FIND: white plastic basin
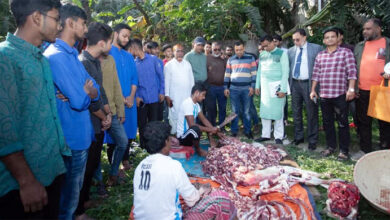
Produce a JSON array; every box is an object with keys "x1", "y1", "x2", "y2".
[{"x1": 354, "y1": 150, "x2": 390, "y2": 215}]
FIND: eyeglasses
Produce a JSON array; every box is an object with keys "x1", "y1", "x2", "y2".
[
  {"x1": 293, "y1": 38, "x2": 301, "y2": 42},
  {"x1": 213, "y1": 48, "x2": 221, "y2": 51},
  {"x1": 42, "y1": 13, "x2": 60, "y2": 23}
]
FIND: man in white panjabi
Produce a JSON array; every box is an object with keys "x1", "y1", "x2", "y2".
[{"x1": 165, "y1": 44, "x2": 195, "y2": 134}]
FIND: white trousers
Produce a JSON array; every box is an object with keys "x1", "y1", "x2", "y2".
[
  {"x1": 169, "y1": 116, "x2": 177, "y2": 135},
  {"x1": 261, "y1": 118, "x2": 284, "y2": 140}
]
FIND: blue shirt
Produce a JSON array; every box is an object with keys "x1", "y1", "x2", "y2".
[
  {"x1": 109, "y1": 46, "x2": 138, "y2": 97},
  {"x1": 44, "y1": 39, "x2": 100, "y2": 150},
  {"x1": 135, "y1": 53, "x2": 165, "y2": 104}
]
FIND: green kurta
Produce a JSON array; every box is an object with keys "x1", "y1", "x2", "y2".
[{"x1": 256, "y1": 47, "x2": 289, "y2": 120}]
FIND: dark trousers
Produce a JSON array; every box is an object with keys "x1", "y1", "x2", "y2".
[
  {"x1": 284, "y1": 98, "x2": 288, "y2": 121},
  {"x1": 250, "y1": 96, "x2": 259, "y2": 126},
  {"x1": 138, "y1": 102, "x2": 159, "y2": 148},
  {"x1": 291, "y1": 80, "x2": 319, "y2": 144},
  {"x1": 157, "y1": 100, "x2": 168, "y2": 122},
  {"x1": 76, "y1": 133, "x2": 105, "y2": 215},
  {"x1": 107, "y1": 142, "x2": 131, "y2": 164},
  {"x1": 356, "y1": 90, "x2": 390, "y2": 153},
  {"x1": 320, "y1": 94, "x2": 350, "y2": 154},
  {"x1": 205, "y1": 85, "x2": 227, "y2": 126},
  {"x1": 0, "y1": 174, "x2": 64, "y2": 219}
]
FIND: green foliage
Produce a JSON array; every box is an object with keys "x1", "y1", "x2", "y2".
[
  {"x1": 307, "y1": 0, "x2": 390, "y2": 45},
  {"x1": 0, "y1": 0, "x2": 15, "y2": 40}
]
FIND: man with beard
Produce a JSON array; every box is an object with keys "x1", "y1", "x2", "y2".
[
  {"x1": 127, "y1": 39, "x2": 164, "y2": 149},
  {"x1": 0, "y1": 0, "x2": 66, "y2": 218},
  {"x1": 44, "y1": 4, "x2": 100, "y2": 219},
  {"x1": 165, "y1": 44, "x2": 195, "y2": 134},
  {"x1": 75, "y1": 22, "x2": 113, "y2": 219},
  {"x1": 205, "y1": 42, "x2": 227, "y2": 132},
  {"x1": 224, "y1": 45, "x2": 234, "y2": 59},
  {"x1": 105, "y1": 24, "x2": 138, "y2": 182},
  {"x1": 354, "y1": 18, "x2": 390, "y2": 153}
]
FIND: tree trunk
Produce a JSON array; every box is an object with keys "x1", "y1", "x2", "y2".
[
  {"x1": 132, "y1": 0, "x2": 152, "y2": 26},
  {"x1": 81, "y1": 0, "x2": 92, "y2": 23}
]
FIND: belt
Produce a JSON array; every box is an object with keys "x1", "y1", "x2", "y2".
[{"x1": 293, "y1": 78, "x2": 309, "y2": 83}]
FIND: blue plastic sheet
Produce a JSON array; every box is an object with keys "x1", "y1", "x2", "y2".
[{"x1": 171, "y1": 143, "x2": 209, "y2": 177}]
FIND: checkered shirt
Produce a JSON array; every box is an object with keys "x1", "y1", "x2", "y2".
[{"x1": 312, "y1": 47, "x2": 357, "y2": 98}]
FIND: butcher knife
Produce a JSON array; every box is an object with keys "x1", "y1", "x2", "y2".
[{"x1": 217, "y1": 113, "x2": 237, "y2": 129}]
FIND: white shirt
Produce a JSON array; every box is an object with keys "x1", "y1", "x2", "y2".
[
  {"x1": 292, "y1": 42, "x2": 309, "y2": 80},
  {"x1": 164, "y1": 59, "x2": 195, "y2": 133},
  {"x1": 133, "y1": 154, "x2": 200, "y2": 220},
  {"x1": 176, "y1": 97, "x2": 201, "y2": 138}
]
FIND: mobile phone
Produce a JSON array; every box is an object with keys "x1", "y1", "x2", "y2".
[{"x1": 313, "y1": 97, "x2": 317, "y2": 104}]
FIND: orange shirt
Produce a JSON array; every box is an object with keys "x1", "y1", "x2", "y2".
[{"x1": 359, "y1": 38, "x2": 386, "y2": 90}]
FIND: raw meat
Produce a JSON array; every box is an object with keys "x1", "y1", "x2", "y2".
[
  {"x1": 200, "y1": 136, "x2": 320, "y2": 219},
  {"x1": 326, "y1": 181, "x2": 360, "y2": 218},
  {"x1": 202, "y1": 137, "x2": 285, "y2": 183}
]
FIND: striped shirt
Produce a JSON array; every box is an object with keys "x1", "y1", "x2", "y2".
[
  {"x1": 224, "y1": 53, "x2": 257, "y2": 90},
  {"x1": 312, "y1": 47, "x2": 357, "y2": 98}
]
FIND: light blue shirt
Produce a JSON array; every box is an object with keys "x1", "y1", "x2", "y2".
[{"x1": 44, "y1": 38, "x2": 100, "y2": 150}]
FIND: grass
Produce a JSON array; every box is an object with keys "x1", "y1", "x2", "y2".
[{"x1": 86, "y1": 96, "x2": 387, "y2": 219}]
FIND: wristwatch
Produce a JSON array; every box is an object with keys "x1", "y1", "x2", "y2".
[{"x1": 348, "y1": 88, "x2": 355, "y2": 92}]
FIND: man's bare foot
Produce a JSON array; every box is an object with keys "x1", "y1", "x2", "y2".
[{"x1": 196, "y1": 148, "x2": 208, "y2": 157}]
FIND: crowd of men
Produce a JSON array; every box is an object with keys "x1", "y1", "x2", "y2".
[{"x1": 1, "y1": 0, "x2": 389, "y2": 219}]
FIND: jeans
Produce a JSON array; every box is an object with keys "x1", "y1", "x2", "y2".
[
  {"x1": 205, "y1": 85, "x2": 227, "y2": 126},
  {"x1": 230, "y1": 88, "x2": 252, "y2": 134},
  {"x1": 59, "y1": 149, "x2": 88, "y2": 220},
  {"x1": 107, "y1": 115, "x2": 129, "y2": 176},
  {"x1": 0, "y1": 174, "x2": 64, "y2": 219},
  {"x1": 320, "y1": 94, "x2": 350, "y2": 154},
  {"x1": 93, "y1": 162, "x2": 103, "y2": 182},
  {"x1": 76, "y1": 133, "x2": 104, "y2": 215},
  {"x1": 356, "y1": 90, "x2": 390, "y2": 152}
]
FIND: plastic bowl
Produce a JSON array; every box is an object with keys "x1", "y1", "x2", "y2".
[{"x1": 354, "y1": 150, "x2": 390, "y2": 214}]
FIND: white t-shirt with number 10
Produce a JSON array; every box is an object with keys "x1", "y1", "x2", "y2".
[{"x1": 133, "y1": 153, "x2": 200, "y2": 220}]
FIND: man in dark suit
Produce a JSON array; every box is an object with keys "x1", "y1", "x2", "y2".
[{"x1": 288, "y1": 29, "x2": 322, "y2": 150}]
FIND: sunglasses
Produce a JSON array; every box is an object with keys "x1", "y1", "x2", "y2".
[{"x1": 213, "y1": 48, "x2": 221, "y2": 51}]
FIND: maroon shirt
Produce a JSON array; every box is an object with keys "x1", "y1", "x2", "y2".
[{"x1": 206, "y1": 55, "x2": 227, "y2": 86}]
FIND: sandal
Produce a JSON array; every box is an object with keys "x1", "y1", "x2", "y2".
[
  {"x1": 321, "y1": 149, "x2": 334, "y2": 157},
  {"x1": 338, "y1": 152, "x2": 349, "y2": 161}
]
